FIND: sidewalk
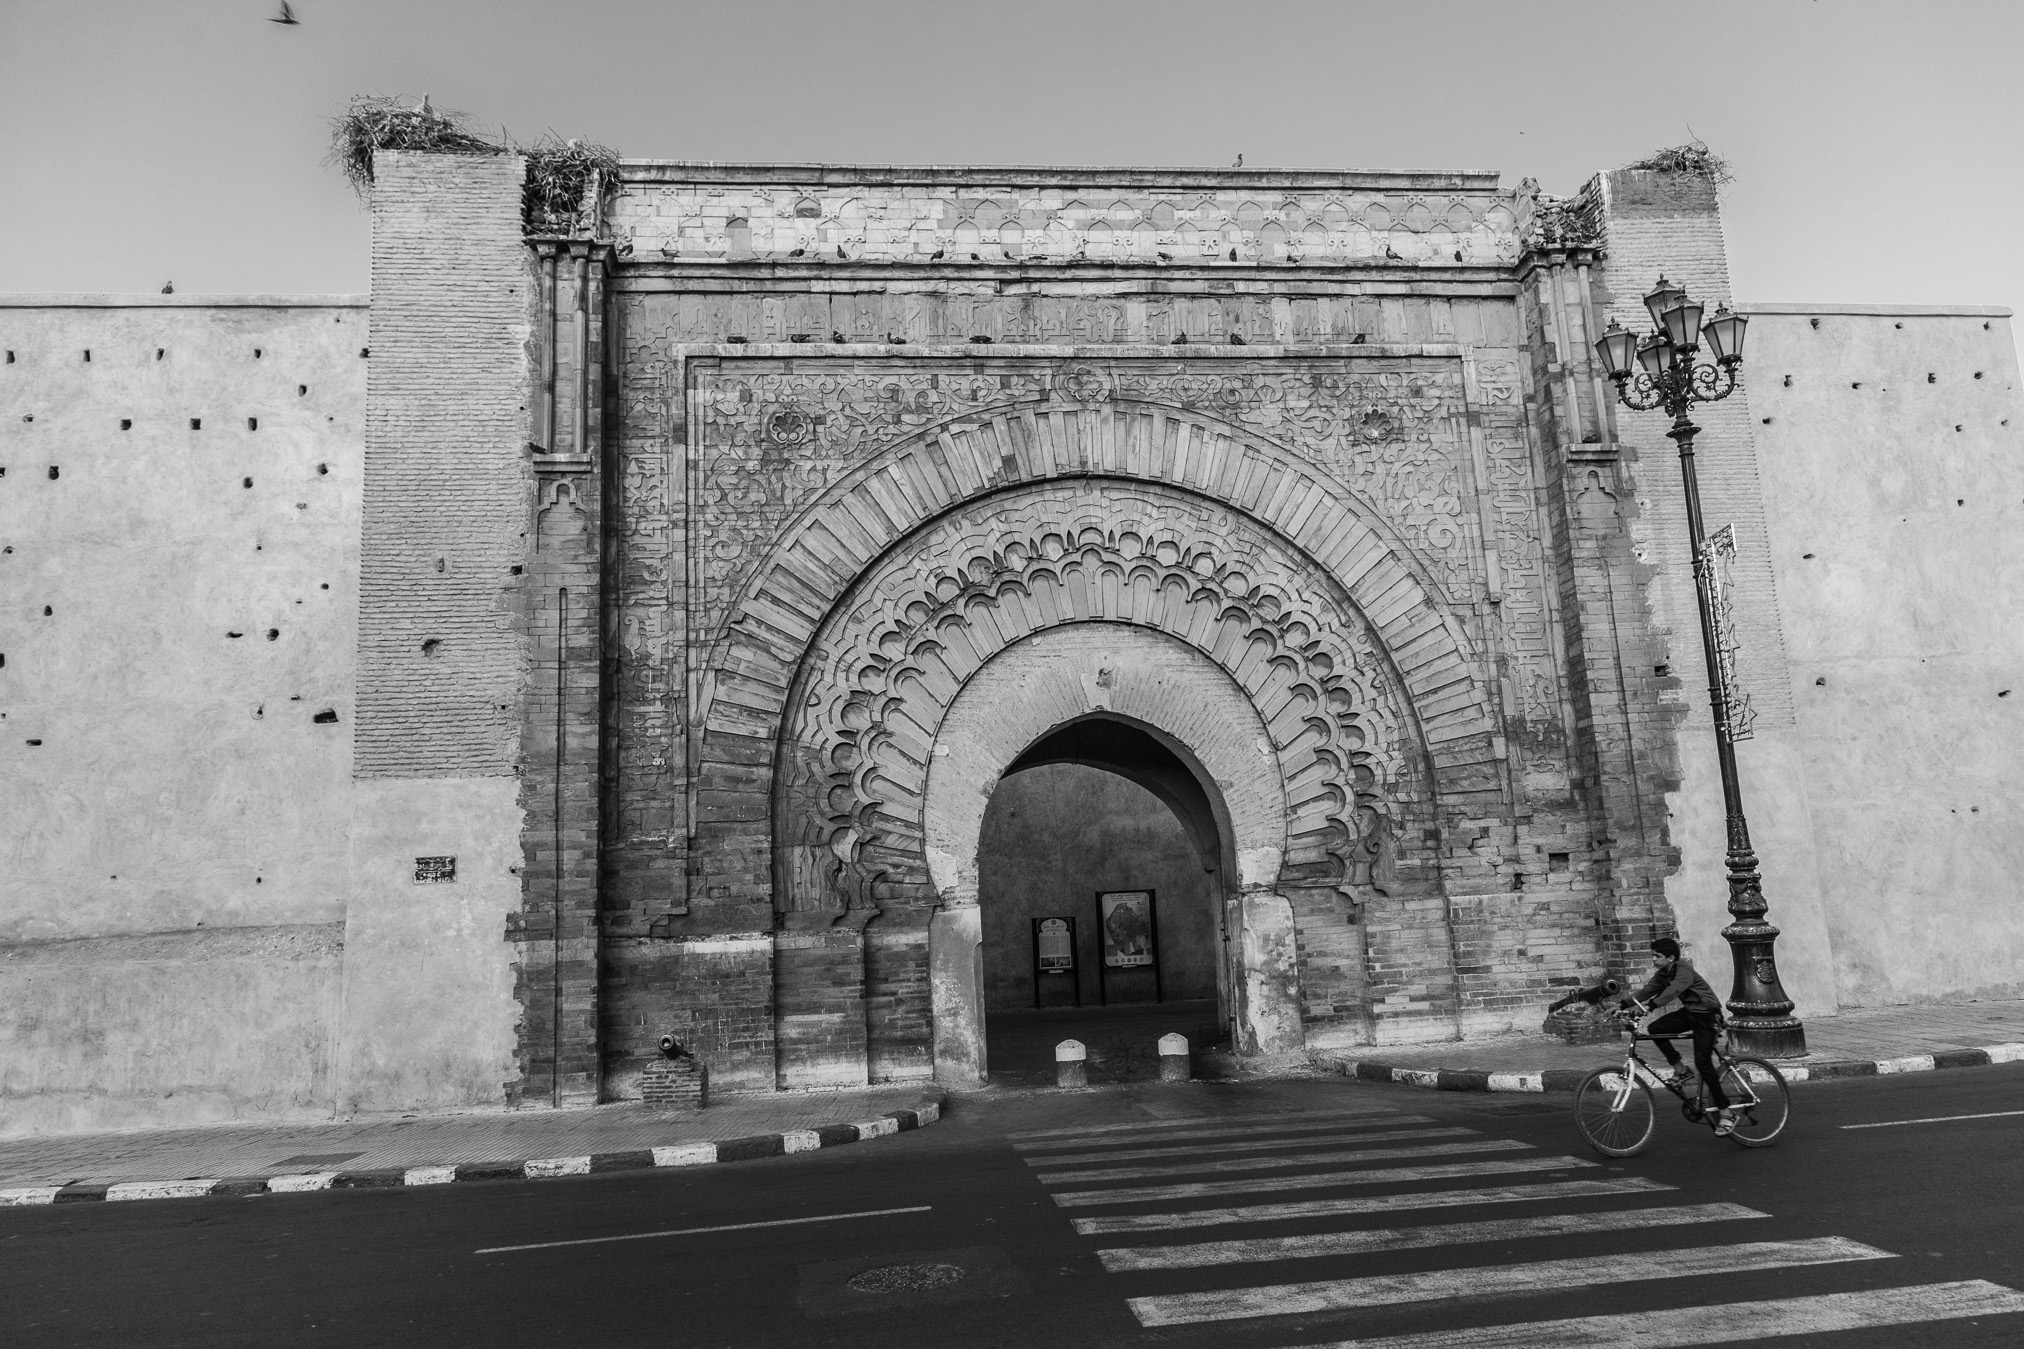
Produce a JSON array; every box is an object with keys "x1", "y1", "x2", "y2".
[
  {"x1": 1314, "y1": 999, "x2": 2024, "y2": 1092},
  {"x1": 0, "y1": 1084, "x2": 944, "y2": 1204}
]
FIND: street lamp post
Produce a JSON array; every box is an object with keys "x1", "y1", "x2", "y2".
[{"x1": 1594, "y1": 278, "x2": 1807, "y2": 1058}]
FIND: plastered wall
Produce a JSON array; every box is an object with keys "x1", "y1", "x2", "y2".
[
  {"x1": 1747, "y1": 306, "x2": 2024, "y2": 1006},
  {"x1": 0, "y1": 295, "x2": 364, "y2": 1134}
]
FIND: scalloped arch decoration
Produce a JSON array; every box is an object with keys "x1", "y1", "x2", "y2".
[{"x1": 771, "y1": 480, "x2": 1437, "y2": 921}]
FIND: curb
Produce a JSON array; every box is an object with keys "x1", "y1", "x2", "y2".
[
  {"x1": 0, "y1": 1089, "x2": 946, "y2": 1209},
  {"x1": 1313, "y1": 1042, "x2": 2024, "y2": 1094}
]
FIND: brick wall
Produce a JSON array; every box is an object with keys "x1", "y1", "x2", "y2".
[{"x1": 357, "y1": 152, "x2": 534, "y2": 778}]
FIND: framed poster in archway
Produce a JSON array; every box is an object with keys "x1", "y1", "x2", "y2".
[
  {"x1": 1032, "y1": 916, "x2": 1081, "y2": 1009},
  {"x1": 1097, "y1": 889, "x2": 1161, "y2": 1005}
]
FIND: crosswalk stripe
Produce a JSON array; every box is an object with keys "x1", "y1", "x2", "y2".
[
  {"x1": 1097, "y1": 1202, "x2": 1766, "y2": 1271},
  {"x1": 1126, "y1": 1235, "x2": 1895, "y2": 1326},
  {"x1": 1027, "y1": 1127, "x2": 1477, "y2": 1168},
  {"x1": 1037, "y1": 1138, "x2": 1530, "y2": 1185},
  {"x1": 1016, "y1": 1116, "x2": 1437, "y2": 1154},
  {"x1": 1007, "y1": 1109, "x2": 1397, "y2": 1143},
  {"x1": 1270, "y1": 1280, "x2": 2024, "y2": 1348},
  {"x1": 1072, "y1": 1176, "x2": 1679, "y2": 1234},
  {"x1": 1052, "y1": 1155, "x2": 1596, "y2": 1207}
]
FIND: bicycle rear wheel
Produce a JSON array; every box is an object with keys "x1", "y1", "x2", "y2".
[
  {"x1": 1574, "y1": 1067, "x2": 1656, "y2": 1156},
  {"x1": 1715, "y1": 1056, "x2": 1791, "y2": 1146}
]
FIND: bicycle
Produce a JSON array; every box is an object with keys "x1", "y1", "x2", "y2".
[{"x1": 1571, "y1": 1006, "x2": 1791, "y2": 1157}]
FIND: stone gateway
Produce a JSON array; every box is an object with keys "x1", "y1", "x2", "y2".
[{"x1": 2, "y1": 152, "x2": 2018, "y2": 1132}]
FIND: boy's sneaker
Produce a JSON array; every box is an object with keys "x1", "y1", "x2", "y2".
[
  {"x1": 1661, "y1": 1067, "x2": 1696, "y2": 1088},
  {"x1": 1712, "y1": 1109, "x2": 1740, "y2": 1137}
]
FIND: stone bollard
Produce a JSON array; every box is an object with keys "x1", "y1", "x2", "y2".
[
  {"x1": 1055, "y1": 1039, "x2": 1088, "y2": 1088},
  {"x1": 1158, "y1": 1033, "x2": 1191, "y2": 1081},
  {"x1": 641, "y1": 1034, "x2": 709, "y2": 1112}
]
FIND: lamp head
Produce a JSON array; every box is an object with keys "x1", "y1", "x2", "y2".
[
  {"x1": 1701, "y1": 303, "x2": 1748, "y2": 366},
  {"x1": 1660, "y1": 297, "x2": 1706, "y2": 352},
  {"x1": 1595, "y1": 319, "x2": 1640, "y2": 381},
  {"x1": 1635, "y1": 332, "x2": 1673, "y2": 379},
  {"x1": 1643, "y1": 275, "x2": 1687, "y2": 330}
]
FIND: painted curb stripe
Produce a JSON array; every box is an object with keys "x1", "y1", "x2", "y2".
[
  {"x1": 0, "y1": 1186, "x2": 65, "y2": 1206},
  {"x1": 404, "y1": 1166, "x2": 457, "y2": 1186},
  {"x1": 781, "y1": 1130, "x2": 823, "y2": 1154},
  {"x1": 523, "y1": 1156, "x2": 592, "y2": 1178},
  {"x1": 652, "y1": 1143, "x2": 717, "y2": 1167},
  {"x1": 265, "y1": 1173, "x2": 337, "y2": 1193},
  {"x1": 106, "y1": 1180, "x2": 220, "y2": 1202},
  {"x1": 1319, "y1": 1041, "x2": 2024, "y2": 1093}
]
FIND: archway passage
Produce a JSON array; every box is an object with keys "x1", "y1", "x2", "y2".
[{"x1": 979, "y1": 719, "x2": 1230, "y2": 1083}]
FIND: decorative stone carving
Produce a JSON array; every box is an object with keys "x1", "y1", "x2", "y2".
[{"x1": 774, "y1": 481, "x2": 1423, "y2": 926}]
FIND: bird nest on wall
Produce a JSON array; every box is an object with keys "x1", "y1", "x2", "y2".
[
  {"x1": 328, "y1": 94, "x2": 501, "y2": 195},
  {"x1": 521, "y1": 134, "x2": 619, "y2": 236},
  {"x1": 1622, "y1": 140, "x2": 1735, "y2": 184},
  {"x1": 328, "y1": 95, "x2": 618, "y2": 237}
]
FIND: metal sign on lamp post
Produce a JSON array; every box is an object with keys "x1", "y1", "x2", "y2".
[{"x1": 1594, "y1": 278, "x2": 1807, "y2": 1059}]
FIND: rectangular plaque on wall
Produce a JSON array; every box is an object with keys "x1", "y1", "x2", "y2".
[
  {"x1": 1036, "y1": 917, "x2": 1075, "y2": 971},
  {"x1": 413, "y1": 856, "x2": 457, "y2": 884},
  {"x1": 1098, "y1": 890, "x2": 1155, "y2": 968}
]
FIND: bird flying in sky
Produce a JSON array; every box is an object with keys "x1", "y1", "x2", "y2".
[{"x1": 270, "y1": 1, "x2": 299, "y2": 24}]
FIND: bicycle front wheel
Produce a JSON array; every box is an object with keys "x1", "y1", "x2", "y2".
[
  {"x1": 1716, "y1": 1056, "x2": 1791, "y2": 1146},
  {"x1": 1574, "y1": 1067, "x2": 1656, "y2": 1156}
]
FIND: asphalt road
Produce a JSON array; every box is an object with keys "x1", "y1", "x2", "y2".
[{"x1": 5, "y1": 1063, "x2": 2022, "y2": 1347}]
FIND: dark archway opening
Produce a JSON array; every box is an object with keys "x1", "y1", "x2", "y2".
[{"x1": 978, "y1": 715, "x2": 1231, "y2": 1083}]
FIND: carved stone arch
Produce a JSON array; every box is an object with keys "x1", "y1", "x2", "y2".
[
  {"x1": 697, "y1": 394, "x2": 1485, "y2": 770},
  {"x1": 773, "y1": 481, "x2": 1428, "y2": 926}
]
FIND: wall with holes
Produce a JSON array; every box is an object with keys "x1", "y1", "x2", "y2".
[
  {"x1": 1747, "y1": 306, "x2": 2024, "y2": 1006},
  {"x1": 0, "y1": 295, "x2": 364, "y2": 1135}
]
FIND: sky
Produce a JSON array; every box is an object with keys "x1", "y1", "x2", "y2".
[{"x1": 3, "y1": 0, "x2": 2021, "y2": 316}]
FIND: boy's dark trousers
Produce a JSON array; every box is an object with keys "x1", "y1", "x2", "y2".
[{"x1": 1648, "y1": 1009, "x2": 1732, "y2": 1108}]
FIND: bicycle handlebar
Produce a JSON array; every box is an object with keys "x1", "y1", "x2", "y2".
[{"x1": 1546, "y1": 979, "x2": 1622, "y2": 1015}]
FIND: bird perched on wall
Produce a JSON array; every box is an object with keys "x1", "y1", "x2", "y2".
[
  {"x1": 1228, "y1": 332, "x2": 1247, "y2": 346},
  {"x1": 269, "y1": 0, "x2": 299, "y2": 23},
  {"x1": 970, "y1": 253, "x2": 982, "y2": 262},
  {"x1": 830, "y1": 331, "x2": 846, "y2": 344},
  {"x1": 1233, "y1": 153, "x2": 1244, "y2": 168},
  {"x1": 788, "y1": 334, "x2": 813, "y2": 343},
  {"x1": 1384, "y1": 243, "x2": 1402, "y2": 260},
  {"x1": 1157, "y1": 251, "x2": 1174, "y2": 262},
  {"x1": 1350, "y1": 332, "x2": 1367, "y2": 344},
  {"x1": 885, "y1": 334, "x2": 908, "y2": 345},
  {"x1": 615, "y1": 240, "x2": 633, "y2": 258},
  {"x1": 968, "y1": 335, "x2": 994, "y2": 344},
  {"x1": 1227, "y1": 247, "x2": 1238, "y2": 262},
  {"x1": 1453, "y1": 249, "x2": 1464, "y2": 262},
  {"x1": 1171, "y1": 333, "x2": 1188, "y2": 345},
  {"x1": 786, "y1": 247, "x2": 806, "y2": 258},
  {"x1": 929, "y1": 248, "x2": 945, "y2": 261},
  {"x1": 725, "y1": 335, "x2": 749, "y2": 344},
  {"x1": 160, "y1": 281, "x2": 174, "y2": 294},
  {"x1": 836, "y1": 245, "x2": 847, "y2": 259}
]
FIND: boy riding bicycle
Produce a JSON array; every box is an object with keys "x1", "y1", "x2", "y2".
[{"x1": 1624, "y1": 937, "x2": 1738, "y2": 1136}]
